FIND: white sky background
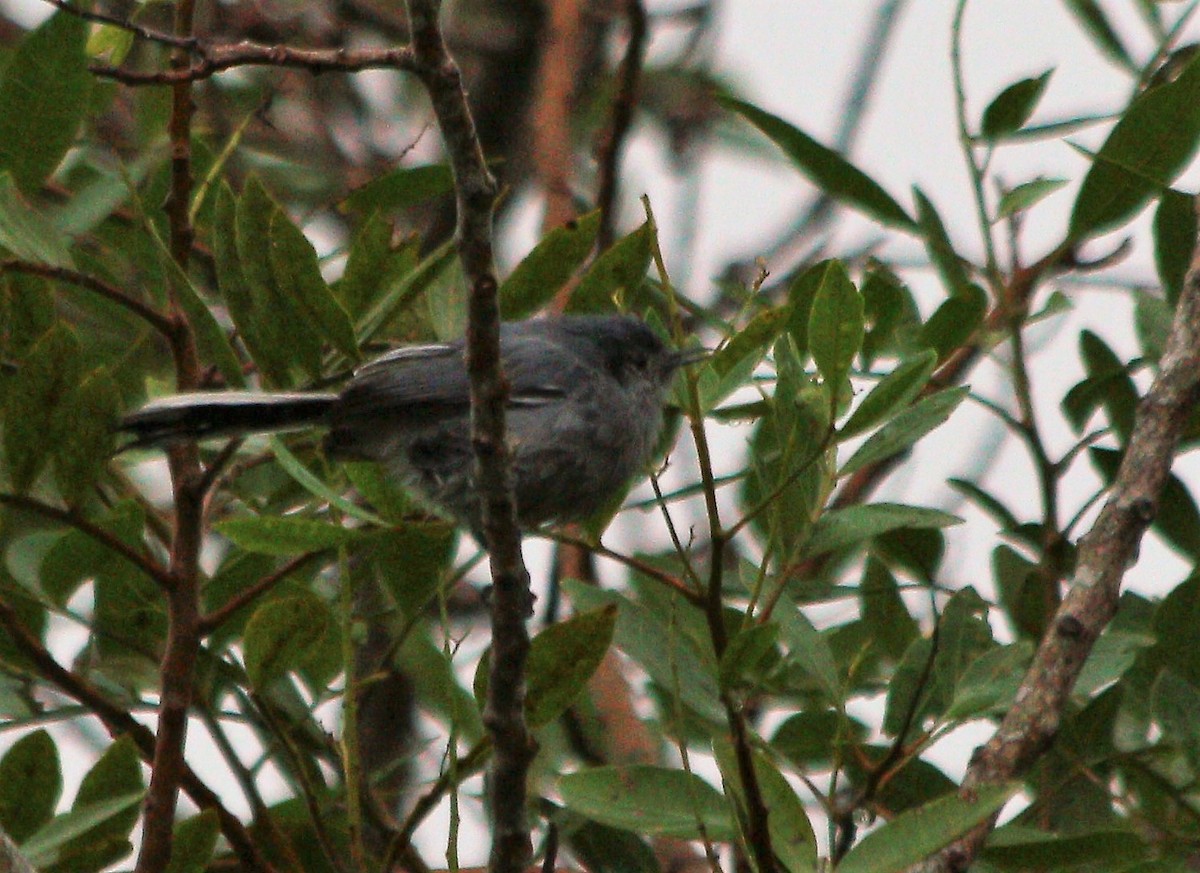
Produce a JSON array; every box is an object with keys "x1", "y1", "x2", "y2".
[{"x1": 5, "y1": 0, "x2": 1200, "y2": 866}]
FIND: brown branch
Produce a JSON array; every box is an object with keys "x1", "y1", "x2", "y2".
[
  {"x1": 94, "y1": 42, "x2": 417, "y2": 85},
  {"x1": 0, "y1": 493, "x2": 173, "y2": 589},
  {"x1": 594, "y1": 0, "x2": 648, "y2": 252},
  {"x1": 135, "y1": 0, "x2": 206, "y2": 868},
  {"x1": 1, "y1": 260, "x2": 177, "y2": 340},
  {"x1": 404, "y1": 3, "x2": 534, "y2": 873},
  {"x1": 39, "y1": 0, "x2": 194, "y2": 48},
  {"x1": 533, "y1": 0, "x2": 583, "y2": 232},
  {"x1": 0, "y1": 596, "x2": 273, "y2": 871},
  {"x1": 198, "y1": 550, "x2": 327, "y2": 635},
  {"x1": 912, "y1": 215, "x2": 1200, "y2": 871}
]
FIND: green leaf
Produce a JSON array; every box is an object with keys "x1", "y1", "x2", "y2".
[
  {"x1": 836, "y1": 782, "x2": 1021, "y2": 873},
  {"x1": 839, "y1": 350, "x2": 937, "y2": 440},
  {"x1": 243, "y1": 592, "x2": 333, "y2": 688},
  {"x1": 1074, "y1": 629, "x2": 1155, "y2": 698},
  {"x1": 949, "y1": 479, "x2": 1021, "y2": 533},
  {"x1": 772, "y1": 710, "x2": 866, "y2": 768},
  {"x1": 53, "y1": 368, "x2": 118, "y2": 506},
  {"x1": 719, "y1": 621, "x2": 781, "y2": 692},
  {"x1": 336, "y1": 211, "x2": 409, "y2": 319},
  {"x1": 860, "y1": 264, "x2": 920, "y2": 366},
  {"x1": 164, "y1": 811, "x2": 220, "y2": 873},
  {"x1": 1065, "y1": 331, "x2": 1137, "y2": 442},
  {"x1": 0, "y1": 12, "x2": 92, "y2": 192},
  {"x1": 1135, "y1": 290, "x2": 1173, "y2": 363},
  {"x1": 557, "y1": 814, "x2": 660, "y2": 873},
  {"x1": 944, "y1": 641, "x2": 1034, "y2": 720},
  {"x1": 915, "y1": 189, "x2": 971, "y2": 297},
  {"x1": 340, "y1": 163, "x2": 455, "y2": 214},
  {"x1": 559, "y1": 766, "x2": 734, "y2": 840},
  {"x1": 500, "y1": 211, "x2": 601, "y2": 319},
  {"x1": 995, "y1": 177, "x2": 1069, "y2": 220},
  {"x1": 564, "y1": 581, "x2": 724, "y2": 724},
  {"x1": 983, "y1": 825, "x2": 1148, "y2": 872},
  {"x1": 839, "y1": 387, "x2": 969, "y2": 476},
  {"x1": 21, "y1": 792, "x2": 144, "y2": 868},
  {"x1": 269, "y1": 438, "x2": 386, "y2": 527},
  {"x1": 0, "y1": 172, "x2": 73, "y2": 266},
  {"x1": 236, "y1": 177, "x2": 323, "y2": 382},
  {"x1": 918, "y1": 286, "x2": 987, "y2": 361},
  {"x1": 269, "y1": 208, "x2": 358, "y2": 359},
  {"x1": 568, "y1": 221, "x2": 653, "y2": 313},
  {"x1": 807, "y1": 260, "x2": 863, "y2": 391},
  {"x1": 216, "y1": 515, "x2": 357, "y2": 555},
  {"x1": 477, "y1": 605, "x2": 617, "y2": 727},
  {"x1": 720, "y1": 96, "x2": 916, "y2": 229},
  {"x1": 1154, "y1": 188, "x2": 1196, "y2": 306},
  {"x1": 713, "y1": 742, "x2": 818, "y2": 873},
  {"x1": 774, "y1": 599, "x2": 840, "y2": 699},
  {"x1": 0, "y1": 729, "x2": 61, "y2": 842},
  {"x1": 991, "y1": 544, "x2": 1048, "y2": 640},
  {"x1": 1069, "y1": 51, "x2": 1200, "y2": 239},
  {"x1": 700, "y1": 305, "x2": 788, "y2": 413},
  {"x1": 806, "y1": 503, "x2": 962, "y2": 558},
  {"x1": 4, "y1": 324, "x2": 82, "y2": 493},
  {"x1": 860, "y1": 558, "x2": 919, "y2": 661},
  {"x1": 1062, "y1": 0, "x2": 1136, "y2": 71},
  {"x1": 30, "y1": 736, "x2": 145, "y2": 870},
  {"x1": 980, "y1": 71, "x2": 1053, "y2": 141}
]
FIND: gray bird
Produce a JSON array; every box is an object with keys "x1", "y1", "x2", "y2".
[{"x1": 121, "y1": 315, "x2": 702, "y2": 537}]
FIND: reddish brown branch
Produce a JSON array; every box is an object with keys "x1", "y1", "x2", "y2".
[
  {"x1": 912, "y1": 223, "x2": 1200, "y2": 871},
  {"x1": 198, "y1": 550, "x2": 328, "y2": 635},
  {"x1": 1, "y1": 260, "x2": 177, "y2": 339},
  {"x1": 39, "y1": 0, "x2": 194, "y2": 48},
  {"x1": 95, "y1": 42, "x2": 417, "y2": 84},
  {"x1": 404, "y1": 3, "x2": 534, "y2": 873},
  {"x1": 0, "y1": 596, "x2": 273, "y2": 872},
  {"x1": 0, "y1": 493, "x2": 173, "y2": 589}
]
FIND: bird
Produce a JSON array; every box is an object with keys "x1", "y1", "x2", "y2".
[{"x1": 120, "y1": 314, "x2": 703, "y2": 538}]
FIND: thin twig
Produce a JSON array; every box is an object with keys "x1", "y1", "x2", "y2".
[
  {"x1": 0, "y1": 493, "x2": 173, "y2": 589},
  {"x1": 912, "y1": 200, "x2": 1200, "y2": 871},
  {"x1": 95, "y1": 42, "x2": 417, "y2": 85},
  {"x1": 1, "y1": 260, "x2": 177, "y2": 339},
  {"x1": 39, "y1": 0, "x2": 194, "y2": 47},
  {"x1": 198, "y1": 550, "x2": 328, "y2": 635}
]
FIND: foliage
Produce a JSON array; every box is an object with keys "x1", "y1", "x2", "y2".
[{"x1": 1, "y1": 2, "x2": 1200, "y2": 873}]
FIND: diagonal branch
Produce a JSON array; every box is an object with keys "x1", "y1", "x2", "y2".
[{"x1": 911, "y1": 201, "x2": 1200, "y2": 872}]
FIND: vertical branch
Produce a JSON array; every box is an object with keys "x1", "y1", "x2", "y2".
[
  {"x1": 404, "y1": 3, "x2": 535, "y2": 873},
  {"x1": 912, "y1": 200, "x2": 1200, "y2": 872},
  {"x1": 136, "y1": 0, "x2": 205, "y2": 869}
]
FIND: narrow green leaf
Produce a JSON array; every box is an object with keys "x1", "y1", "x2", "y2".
[
  {"x1": 214, "y1": 182, "x2": 278, "y2": 383},
  {"x1": 1062, "y1": 0, "x2": 1136, "y2": 71},
  {"x1": 216, "y1": 515, "x2": 356, "y2": 555},
  {"x1": 269, "y1": 208, "x2": 359, "y2": 359},
  {"x1": 243, "y1": 592, "x2": 333, "y2": 688},
  {"x1": 21, "y1": 792, "x2": 144, "y2": 867},
  {"x1": 775, "y1": 599, "x2": 840, "y2": 698},
  {"x1": 340, "y1": 163, "x2": 455, "y2": 214},
  {"x1": 1070, "y1": 50, "x2": 1200, "y2": 239},
  {"x1": 0, "y1": 730, "x2": 61, "y2": 842},
  {"x1": 995, "y1": 177, "x2": 1069, "y2": 220},
  {"x1": 806, "y1": 503, "x2": 962, "y2": 558},
  {"x1": 944, "y1": 641, "x2": 1034, "y2": 720},
  {"x1": 269, "y1": 438, "x2": 386, "y2": 527},
  {"x1": 836, "y1": 782, "x2": 1021, "y2": 873},
  {"x1": 558, "y1": 766, "x2": 734, "y2": 840},
  {"x1": 1135, "y1": 290, "x2": 1173, "y2": 362},
  {"x1": 861, "y1": 558, "x2": 919, "y2": 661},
  {"x1": 720, "y1": 96, "x2": 916, "y2": 229},
  {"x1": 500, "y1": 211, "x2": 601, "y2": 319},
  {"x1": 980, "y1": 71, "x2": 1053, "y2": 141},
  {"x1": 4, "y1": 324, "x2": 81, "y2": 493},
  {"x1": 0, "y1": 12, "x2": 91, "y2": 192},
  {"x1": 1154, "y1": 670, "x2": 1200, "y2": 770},
  {"x1": 840, "y1": 387, "x2": 969, "y2": 476},
  {"x1": 336, "y1": 211, "x2": 408, "y2": 318},
  {"x1": 1154, "y1": 188, "x2": 1196, "y2": 306},
  {"x1": 53, "y1": 368, "x2": 118, "y2": 506},
  {"x1": 718, "y1": 622, "x2": 781, "y2": 692},
  {"x1": 915, "y1": 189, "x2": 972, "y2": 297},
  {"x1": 0, "y1": 173, "x2": 73, "y2": 266},
  {"x1": 839, "y1": 350, "x2": 937, "y2": 440},
  {"x1": 807, "y1": 260, "x2": 863, "y2": 390},
  {"x1": 568, "y1": 221, "x2": 653, "y2": 313},
  {"x1": 949, "y1": 479, "x2": 1021, "y2": 532},
  {"x1": 918, "y1": 290, "x2": 986, "y2": 362}
]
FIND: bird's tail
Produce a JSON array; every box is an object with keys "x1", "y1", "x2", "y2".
[{"x1": 119, "y1": 392, "x2": 339, "y2": 447}]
